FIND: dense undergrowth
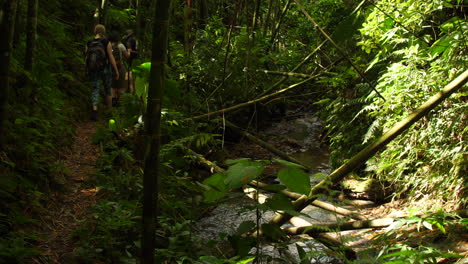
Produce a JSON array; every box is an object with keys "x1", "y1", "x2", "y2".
[
  {"x1": 0, "y1": 0, "x2": 94, "y2": 261},
  {"x1": 0, "y1": 0, "x2": 466, "y2": 263}
]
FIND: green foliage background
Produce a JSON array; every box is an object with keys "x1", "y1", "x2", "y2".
[{"x1": 0, "y1": 0, "x2": 466, "y2": 262}]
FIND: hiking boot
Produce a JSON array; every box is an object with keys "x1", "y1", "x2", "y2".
[{"x1": 91, "y1": 110, "x2": 98, "y2": 121}]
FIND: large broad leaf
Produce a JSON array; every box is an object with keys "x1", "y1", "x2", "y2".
[
  {"x1": 264, "y1": 193, "x2": 304, "y2": 217},
  {"x1": 224, "y1": 161, "x2": 264, "y2": 189},
  {"x1": 277, "y1": 167, "x2": 311, "y2": 195},
  {"x1": 236, "y1": 220, "x2": 256, "y2": 235},
  {"x1": 264, "y1": 193, "x2": 294, "y2": 211},
  {"x1": 203, "y1": 173, "x2": 228, "y2": 202}
]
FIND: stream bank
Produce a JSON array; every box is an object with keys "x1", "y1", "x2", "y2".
[{"x1": 196, "y1": 113, "x2": 378, "y2": 263}]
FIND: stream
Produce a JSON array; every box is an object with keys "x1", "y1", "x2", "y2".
[{"x1": 195, "y1": 114, "x2": 371, "y2": 263}]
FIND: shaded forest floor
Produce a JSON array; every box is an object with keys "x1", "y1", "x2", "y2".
[
  {"x1": 31, "y1": 121, "x2": 104, "y2": 264},
  {"x1": 25, "y1": 115, "x2": 467, "y2": 263}
]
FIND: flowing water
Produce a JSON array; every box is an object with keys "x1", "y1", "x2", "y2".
[{"x1": 196, "y1": 115, "x2": 353, "y2": 263}]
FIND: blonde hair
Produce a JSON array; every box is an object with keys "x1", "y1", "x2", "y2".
[{"x1": 94, "y1": 24, "x2": 106, "y2": 36}]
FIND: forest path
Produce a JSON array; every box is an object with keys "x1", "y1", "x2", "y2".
[{"x1": 32, "y1": 121, "x2": 103, "y2": 264}]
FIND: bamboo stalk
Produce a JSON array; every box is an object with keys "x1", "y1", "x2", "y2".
[
  {"x1": 256, "y1": 70, "x2": 316, "y2": 79},
  {"x1": 258, "y1": 40, "x2": 327, "y2": 97},
  {"x1": 269, "y1": 69, "x2": 468, "y2": 227},
  {"x1": 186, "y1": 148, "x2": 363, "y2": 220},
  {"x1": 293, "y1": 0, "x2": 385, "y2": 101},
  {"x1": 251, "y1": 180, "x2": 365, "y2": 220},
  {"x1": 190, "y1": 74, "x2": 319, "y2": 120},
  {"x1": 284, "y1": 218, "x2": 394, "y2": 235}
]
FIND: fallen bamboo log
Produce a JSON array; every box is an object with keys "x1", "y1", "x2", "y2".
[
  {"x1": 250, "y1": 180, "x2": 365, "y2": 220},
  {"x1": 268, "y1": 69, "x2": 468, "y2": 227},
  {"x1": 243, "y1": 186, "x2": 357, "y2": 260},
  {"x1": 284, "y1": 218, "x2": 394, "y2": 235},
  {"x1": 284, "y1": 208, "x2": 468, "y2": 235},
  {"x1": 186, "y1": 149, "x2": 363, "y2": 220}
]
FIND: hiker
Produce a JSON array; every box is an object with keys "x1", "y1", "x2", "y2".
[
  {"x1": 108, "y1": 31, "x2": 129, "y2": 106},
  {"x1": 122, "y1": 29, "x2": 138, "y2": 94},
  {"x1": 85, "y1": 24, "x2": 119, "y2": 121}
]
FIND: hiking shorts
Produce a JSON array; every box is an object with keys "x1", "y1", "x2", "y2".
[
  {"x1": 112, "y1": 64, "x2": 127, "y2": 91},
  {"x1": 89, "y1": 66, "x2": 112, "y2": 106}
]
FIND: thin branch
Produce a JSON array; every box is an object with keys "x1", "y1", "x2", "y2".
[{"x1": 293, "y1": 0, "x2": 386, "y2": 101}]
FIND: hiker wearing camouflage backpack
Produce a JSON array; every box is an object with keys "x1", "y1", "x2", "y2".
[{"x1": 85, "y1": 24, "x2": 119, "y2": 121}]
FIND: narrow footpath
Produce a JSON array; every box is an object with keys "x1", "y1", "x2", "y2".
[{"x1": 32, "y1": 121, "x2": 102, "y2": 264}]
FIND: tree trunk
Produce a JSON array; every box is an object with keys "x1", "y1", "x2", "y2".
[
  {"x1": 99, "y1": 0, "x2": 108, "y2": 24},
  {"x1": 269, "y1": 69, "x2": 468, "y2": 227},
  {"x1": 0, "y1": 0, "x2": 19, "y2": 149},
  {"x1": 266, "y1": 0, "x2": 291, "y2": 53},
  {"x1": 198, "y1": 0, "x2": 208, "y2": 28},
  {"x1": 25, "y1": 0, "x2": 38, "y2": 72},
  {"x1": 141, "y1": 0, "x2": 171, "y2": 263},
  {"x1": 262, "y1": 0, "x2": 274, "y2": 37},
  {"x1": 184, "y1": 0, "x2": 193, "y2": 54}
]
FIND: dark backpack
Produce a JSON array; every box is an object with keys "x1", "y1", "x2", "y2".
[
  {"x1": 124, "y1": 36, "x2": 138, "y2": 60},
  {"x1": 86, "y1": 39, "x2": 107, "y2": 73},
  {"x1": 111, "y1": 42, "x2": 122, "y2": 64}
]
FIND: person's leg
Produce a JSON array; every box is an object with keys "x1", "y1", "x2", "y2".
[
  {"x1": 91, "y1": 77, "x2": 101, "y2": 120},
  {"x1": 104, "y1": 66, "x2": 113, "y2": 109}
]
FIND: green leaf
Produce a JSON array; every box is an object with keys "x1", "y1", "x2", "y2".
[
  {"x1": 273, "y1": 158, "x2": 306, "y2": 169},
  {"x1": 225, "y1": 158, "x2": 252, "y2": 166},
  {"x1": 237, "y1": 221, "x2": 256, "y2": 235},
  {"x1": 264, "y1": 193, "x2": 294, "y2": 211},
  {"x1": 261, "y1": 224, "x2": 285, "y2": 240},
  {"x1": 277, "y1": 167, "x2": 311, "y2": 195},
  {"x1": 429, "y1": 36, "x2": 451, "y2": 57},
  {"x1": 203, "y1": 173, "x2": 228, "y2": 202},
  {"x1": 236, "y1": 257, "x2": 256, "y2": 264},
  {"x1": 224, "y1": 161, "x2": 264, "y2": 189}
]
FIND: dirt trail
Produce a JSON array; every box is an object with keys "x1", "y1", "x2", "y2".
[{"x1": 32, "y1": 121, "x2": 102, "y2": 264}]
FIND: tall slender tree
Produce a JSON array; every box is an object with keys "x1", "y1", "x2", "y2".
[
  {"x1": 25, "y1": 0, "x2": 38, "y2": 72},
  {"x1": 141, "y1": 0, "x2": 171, "y2": 263},
  {"x1": 0, "y1": 0, "x2": 19, "y2": 149}
]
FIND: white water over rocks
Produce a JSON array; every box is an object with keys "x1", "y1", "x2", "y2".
[{"x1": 195, "y1": 115, "x2": 355, "y2": 263}]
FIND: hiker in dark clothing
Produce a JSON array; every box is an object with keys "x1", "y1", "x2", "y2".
[
  {"x1": 108, "y1": 31, "x2": 129, "y2": 106},
  {"x1": 85, "y1": 24, "x2": 119, "y2": 120},
  {"x1": 122, "y1": 29, "x2": 138, "y2": 94}
]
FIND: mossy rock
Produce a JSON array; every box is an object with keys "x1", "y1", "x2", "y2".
[{"x1": 341, "y1": 178, "x2": 387, "y2": 202}]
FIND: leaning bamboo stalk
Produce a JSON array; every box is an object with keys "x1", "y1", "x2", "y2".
[
  {"x1": 190, "y1": 74, "x2": 320, "y2": 120},
  {"x1": 256, "y1": 70, "x2": 317, "y2": 79},
  {"x1": 293, "y1": 0, "x2": 385, "y2": 101},
  {"x1": 251, "y1": 180, "x2": 365, "y2": 220},
  {"x1": 225, "y1": 120, "x2": 310, "y2": 170},
  {"x1": 258, "y1": 40, "x2": 327, "y2": 97},
  {"x1": 269, "y1": 69, "x2": 468, "y2": 227}
]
